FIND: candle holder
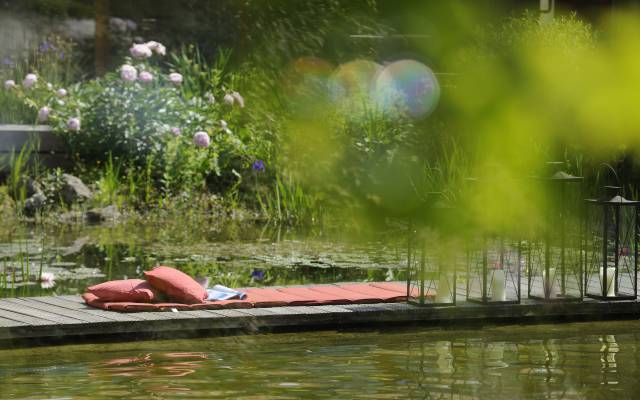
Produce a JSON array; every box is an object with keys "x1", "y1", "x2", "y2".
[
  {"x1": 406, "y1": 194, "x2": 460, "y2": 307},
  {"x1": 527, "y1": 162, "x2": 584, "y2": 302},
  {"x1": 584, "y1": 186, "x2": 638, "y2": 300},
  {"x1": 466, "y1": 235, "x2": 522, "y2": 304},
  {"x1": 463, "y1": 174, "x2": 522, "y2": 305}
]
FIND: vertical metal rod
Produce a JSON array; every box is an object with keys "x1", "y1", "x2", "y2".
[
  {"x1": 483, "y1": 237, "x2": 488, "y2": 303},
  {"x1": 615, "y1": 206, "x2": 620, "y2": 295},
  {"x1": 407, "y1": 220, "x2": 412, "y2": 301},
  {"x1": 517, "y1": 240, "x2": 522, "y2": 302},
  {"x1": 635, "y1": 206, "x2": 638, "y2": 298},
  {"x1": 603, "y1": 206, "x2": 609, "y2": 297},
  {"x1": 420, "y1": 232, "x2": 426, "y2": 304},
  {"x1": 560, "y1": 184, "x2": 566, "y2": 296}
]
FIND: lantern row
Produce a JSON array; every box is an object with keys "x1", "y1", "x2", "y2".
[{"x1": 406, "y1": 162, "x2": 639, "y2": 306}]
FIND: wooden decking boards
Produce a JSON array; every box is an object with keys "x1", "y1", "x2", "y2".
[{"x1": 0, "y1": 280, "x2": 638, "y2": 348}]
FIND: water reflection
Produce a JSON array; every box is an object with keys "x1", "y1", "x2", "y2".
[{"x1": 2, "y1": 323, "x2": 640, "y2": 398}]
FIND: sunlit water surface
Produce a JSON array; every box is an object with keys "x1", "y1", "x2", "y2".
[{"x1": 2, "y1": 321, "x2": 640, "y2": 399}]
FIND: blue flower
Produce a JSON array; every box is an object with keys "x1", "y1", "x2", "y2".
[
  {"x1": 59, "y1": 51, "x2": 65, "y2": 61},
  {"x1": 1, "y1": 56, "x2": 13, "y2": 67},
  {"x1": 250, "y1": 269, "x2": 265, "y2": 281},
  {"x1": 38, "y1": 41, "x2": 55, "y2": 53},
  {"x1": 252, "y1": 160, "x2": 265, "y2": 172}
]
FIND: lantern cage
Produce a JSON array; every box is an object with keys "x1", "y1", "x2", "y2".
[
  {"x1": 406, "y1": 195, "x2": 461, "y2": 307},
  {"x1": 584, "y1": 186, "x2": 638, "y2": 301},
  {"x1": 466, "y1": 235, "x2": 522, "y2": 304},
  {"x1": 406, "y1": 226, "x2": 461, "y2": 307},
  {"x1": 527, "y1": 163, "x2": 584, "y2": 302}
]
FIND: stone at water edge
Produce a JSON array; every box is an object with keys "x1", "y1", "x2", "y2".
[
  {"x1": 23, "y1": 192, "x2": 46, "y2": 216},
  {"x1": 85, "y1": 205, "x2": 120, "y2": 223},
  {"x1": 60, "y1": 174, "x2": 93, "y2": 204}
]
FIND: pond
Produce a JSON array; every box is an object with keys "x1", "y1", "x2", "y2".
[
  {"x1": 0, "y1": 220, "x2": 407, "y2": 298},
  {"x1": 1, "y1": 320, "x2": 639, "y2": 399}
]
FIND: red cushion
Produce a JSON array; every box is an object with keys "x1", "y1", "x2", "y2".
[
  {"x1": 307, "y1": 285, "x2": 384, "y2": 303},
  {"x1": 144, "y1": 266, "x2": 207, "y2": 304},
  {"x1": 337, "y1": 283, "x2": 407, "y2": 302},
  {"x1": 87, "y1": 279, "x2": 157, "y2": 302},
  {"x1": 276, "y1": 287, "x2": 353, "y2": 305}
]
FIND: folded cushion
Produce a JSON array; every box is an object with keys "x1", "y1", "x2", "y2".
[
  {"x1": 87, "y1": 279, "x2": 158, "y2": 302},
  {"x1": 144, "y1": 266, "x2": 207, "y2": 304}
]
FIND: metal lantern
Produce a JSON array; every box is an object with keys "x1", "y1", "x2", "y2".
[
  {"x1": 584, "y1": 186, "x2": 638, "y2": 300},
  {"x1": 464, "y1": 178, "x2": 521, "y2": 305},
  {"x1": 527, "y1": 162, "x2": 584, "y2": 302},
  {"x1": 406, "y1": 194, "x2": 460, "y2": 307}
]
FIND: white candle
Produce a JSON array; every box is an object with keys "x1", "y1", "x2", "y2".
[
  {"x1": 436, "y1": 273, "x2": 453, "y2": 303},
  {"x1": 543, "y1": 267, "x2": 558, "y2": 298},
  {"x1": 599, "y1": 266, "x2": 616, "y2": 297},
  {"x1": 491, "y1": 269, "x2": 507, "y2": 301}
]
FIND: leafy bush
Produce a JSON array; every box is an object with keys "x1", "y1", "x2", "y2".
[{"x1": 5, "y1": 41, "x2": 267, "y2": 198}]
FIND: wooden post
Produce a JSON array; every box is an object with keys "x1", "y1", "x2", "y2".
[{"x1": 95, "y1": 0, "x2": 110, "y2": 76}]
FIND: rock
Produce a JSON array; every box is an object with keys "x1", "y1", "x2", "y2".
[
  {"x1": 25, "y1": 178, "x2": 41, "y2": 198},
  {"x1": 60, "y1": 174, "x2": 92, "y2": 204},
  {"x1": 58, "y1": 210, "x2": 84, "y2": 224},
  {"x1": 23, "y1": 192, "x2": 46, "y2": 216},
  {"x1": 85, "y1": 205, "x2": 120, "y2": 223}
]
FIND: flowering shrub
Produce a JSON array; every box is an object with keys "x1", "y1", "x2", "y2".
[{"x1": 5, "y1": 41, "x2": 259, "y2": 196}]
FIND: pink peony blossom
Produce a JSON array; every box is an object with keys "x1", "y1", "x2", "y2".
[
  {"x1": 38, "y1": 106, "x2": 50, "y2": 122},
  {"x1": 193, "y1": 131, "x2": 210, "y2": 148},
  {"x1": 22, "y1": 73, "x2": 37, "y2": 88},
  {"x1": 223, "y1": 94, "x2": 234, "y2": 106},
  {"x1": 139, "y1": 71, "x2": 153, "y2": 83},
  {"x1": 4, "y1": 80, "x2": 15, "y2": 90},
  {"x1": 232, "y1": 91, "x2": 245, "y2": 108},
  {"x1": 121, "y1": 64, "x2": 137, "y2": 82},
  {"x1": 146, "y1": 41, "x2": 166, "y2": 56},
  {"x1": 130, "y1": 43, "x2": 152, "y2": 59},
  {"x1": 56, "y1": 88, "x2": 67, "y2": 97},
  {"x1": 67, "y1": 117, "x2": 81, "y2": 132},
  {"x1": 170, "y1": 127, "x2": 181, "y2": 136},
  {"x1": 169, "y1": 72, "x2": 183, "y2": 85}
]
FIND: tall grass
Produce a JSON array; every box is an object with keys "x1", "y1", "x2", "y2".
[{"x1": 257, "y1": 173, "x2": 324, "y2": 225}]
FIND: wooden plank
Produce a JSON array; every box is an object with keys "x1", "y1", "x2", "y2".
[
  {"x1": 234, "y1": 308, "x2": 278, "y2": 317},
  {"x1": 0, "y1": 317, "x2": 27, "y2": 327},
  {"x1": 0, "y1": 303, "x2": 85, "y2": 325},
  {"x1": 2, "y1": 298, "x2": 112, "y2": 323},
  {"x1": 29, "y1": 297, "x2": 145, "y2": 322},
  {"x1": 0, "y1": 308, "x2": 54, "y2": 326}
]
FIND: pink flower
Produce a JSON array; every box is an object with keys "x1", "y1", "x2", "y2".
[
  {"x1": 170, "y1": 127, "x2": 181, "y2": 136},
  {"x1": 232, "y1": 91, "x2": 245, "y2": 108},
  {"x1": 146, "y1": 41, "x2": 166, "y2": 56},
  {"x1": 67, "y1": 117, "x2": 81, "y2": 132},
  {"x1": 169, "y1": 72, "x2": 183, "y2": 85},
  {"x1": 38, "y1": 106, "x2": 50, "y2": 122},
  {"x1": 4, "y1": 80, "x2": 15, "y2": 90},
  {"x1": 139, "y1": 71, "x2": 153, "y2": 83},
  {"x1": 121, "y1": 64, "x2": 137, "y2": 82},
  {"x1": 40, "y1": 272, "x2": 55, "y2": 289},
  {"x1": 223, "y1": 94, "x2": 234, "y2": 106},
  {"x1": 22, "y1": 73, "x2": 37, "y2": 88},
  {"x1": 130, "y1": 43, "x2": 152, "y2": 59},
  {"x1": 56, "y1": 88, "x2": 67, "y2": 97},
  {"x1": 193, "y1": 131, "x2": 210, "y2": 148}
]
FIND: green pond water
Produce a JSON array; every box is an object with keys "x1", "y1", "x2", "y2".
[
  {"x1": 0, "y1": 221, "x2": 406, "y2": 297},
  {"x1": 1, "y1": 321, "x2": 640, "y2": 399}
]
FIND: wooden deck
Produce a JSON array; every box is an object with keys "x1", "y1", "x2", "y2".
[{"x1": 0, "y1": 279, "x2": 639, "y2": 348}]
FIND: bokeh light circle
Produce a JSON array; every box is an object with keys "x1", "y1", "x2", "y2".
[
  {"x1": 329, "y1": 59, "x2": 382, "y2": 100},
  {"x1": 373, "y1": 60, "x2": 440, "y2": 118}
]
